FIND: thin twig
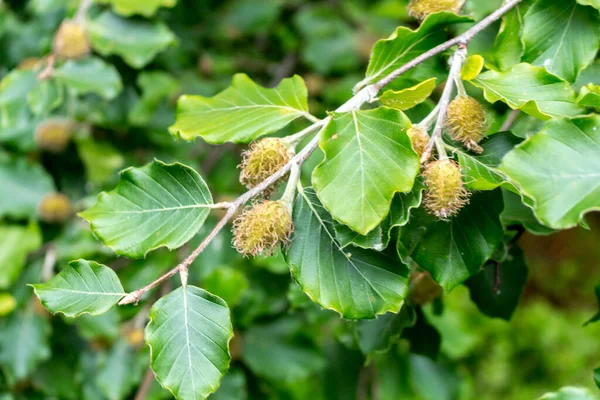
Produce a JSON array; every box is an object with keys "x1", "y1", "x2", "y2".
[
  {"x1": 119, "y1": 0, "x2": 525, "y2": 305},
  {"x1": 421, "y1": 44, "x2": 467, "y2": 162},
  {"x1": 134, "y1": 367, "x2": 156, "y2": 400},
  {"x1": 74, "y1": 0, "x2": 93, "y2": 23},
  {"x1": 500, "y1": 109, "x2": 520, "y2": 131},
  {"x1": 41, "y1": 244, "x2": 57, "y2": 282}
]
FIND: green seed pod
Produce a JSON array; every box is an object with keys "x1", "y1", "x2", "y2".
[
  {"x1": 38, "y1": 193, "x2": 72, "y2": 223},
  {"x1": 407, "y1": 271, "x2": 443, "y2": 306},
  {"x1": 35, "y1": 118, "x2": 74, "y2": 153},
  {"x1": 233, "y1": 200, "x2": 293, "y2": 257},
  {"x1": 407, "y1": 125, "x2": 430, "y2": 156},
  {"x1": 422, "y1": 159, "x2": 469, "y2": 219},
  {"x1": 53, "y1": 20, "x2": 90, "y2": 60},
  {"x1": 446, "y1": 95, "x2": 486, "y2": 153},
  {"x1": 239, "y1": 138, "x2": 290, "y2": 189},
  {"x1": 408, "y1": 0, "x2": 464, "y2": 20}
]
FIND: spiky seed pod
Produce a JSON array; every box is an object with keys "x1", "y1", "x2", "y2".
[
  {"x1": 446, "y1": 95, "x2": 486, "y2": 153},
  {"x1": 38, "y1": 193, "x2": 72, "y2": 223},
  {"x1": 233, "y1": 200, "x2": 293, "y2": 257},
  {"x1": 53, "y1": 20, "x2": 90, "y2": 60},
  {"x1": 35, "y1": 118, "x2": 74, "y2": 153},
  {"x1": 239, "y1": 138, "x2": 290, "y2": 189},
  {"x1": 408, "y1": 0, "x2": 464, "y2": 20},
  {"x1": 422, "y1": 159, "x2": 470, "y2": 219},
  {"x1": 407, "y1": 126, "x2": 430, "y2": 156},
  {"x1": 407, "y1": 271, "x2": 443, "y2": 306}
]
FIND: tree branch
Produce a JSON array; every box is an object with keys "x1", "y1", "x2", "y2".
[{"x1": 118, "y1": 0, "x2": 524, "y2": 306}]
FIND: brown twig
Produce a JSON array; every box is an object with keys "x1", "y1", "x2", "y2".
[
  {"x1": 500, "y1": 109, "x2": 520, "y2": 131},
  {"x1": 133, "y1": 367, "x2": 156, "y2": 400},
  {"x1": 118, "y1": 0, "x2": 525, "y2": 306}
]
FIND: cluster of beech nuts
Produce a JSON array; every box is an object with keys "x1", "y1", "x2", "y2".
[
  {"x1": 408, "y1": 0, "x2": 465, "y2": 20},
  {"x1": 415, "y1": 94, "x2": 486, "y2": 219},
  {"x1": 233, "y1": 139, "x2": 294, "y2": 257}
]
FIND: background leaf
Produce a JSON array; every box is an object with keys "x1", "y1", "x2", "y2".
[
  {"x1": 80, "y1": 160, "x2": 213, "y2": 258},
  {"x1": 499, "y1": 115, "x2": 600, "y2": 229},
  {"x1": 312, "y1": 108, "x2": 419, "y2": 235},
  {"x1": 169, "y1": 73, "x2": 309, "y2": 143},
  {"x1": 0, "y1": 223, "x2": 41, "y2": 289},
  {"x1": 285, "y1": 188, "x2": 410, "y2": 319},
  {"x1": 53, "y1": 57, "x2": 123, "y2": 100},
  {"x1": 31, "y1": 260, "x2": 125, "y2": 318},
  {"x1": 0, "y1": 158, "x2": 54, "y2": 219},
  {"x1": 88, "y1": 11, "x2": 176, "y2": 68},
  {"x1": 97, "y1": 0, "x2": 177, "y2": 17},
  {"x1": 145, "y1": 286, "x2": 233, "y2": 400}
]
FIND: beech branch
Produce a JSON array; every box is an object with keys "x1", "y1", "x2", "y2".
[{"x1": 118, "y1": 0, "x2": 524, "y2": 306}]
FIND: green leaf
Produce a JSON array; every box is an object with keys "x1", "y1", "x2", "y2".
[
  {"x1": 455, "y1": 131, "x2": 522, "y2": 191},
  {"x1": 594, "y1": 367, "x2": 600, "y2": 389},
  {"x1": 31, "y1": 260, "x2": 126, "y2": 318},
  {"x1": 471, "y1": 63, "x2": 583, "y2": 120},
  {"x1": 285, "y1": 188, "x2": 410, "y2": 319},
  {"x1": 211, "y1": 369, "x2": 247, "y2": 400},
  {"x1": 312, "y1": 108, "x2": 419, "y2": 235},
  {"x1": 27, "y1": 78, "x2": 63, "y2": 116},
  {"x1": 500, "y1": 189, "x2": 555, "y2": 235},
  {"x1": 0, "y1": 69, "x2": 37, "y2": 110},
  {"x1": 96, "y1": 340, "x2": 142, "y2": 400},
  {"x1": 97, "y1": 0, "x2": 177, "y2": 17},
  {"x1": 466, "y1": 246, "x2": 528, "y2": 320},
  {"x1": 241, "y1": 317, "x2": 325, "y2": 383},
  {"x1": 499, "y1": 115, "x2": 600, "y2": 229},
  {"x1": 0, "y1": 158, "x2": 55, "y2": 219},
  {"x1": 169, "y1": 73, "x2": 309, "y2": 144},
  {"x1": 76, "y1": 138, "x2": 125, "y2": 185},
  {"x1": 584, "y1": 284, "x2": 600, "y2": 325},
  {"x1": 460, "y1": 55, "x2": 484, "y2": 81},
  {"x1": 378, "y1": 78, "x2": 437, "y2": 110},
  {"x1": 202, "y1": 266, "x2": 249, "y2": 307},
  {"x1": 493, "y1": 2, "x2": 528, "y2": 71},
  {"x1": 0, "y1": 308, "x2": 51, "y2": 384},
  {"x1": 522, "y1": 0, "x2": 600, "y2": 82},
  {"x1": 53, "y1": 57, "x2": 122, "y2": 100},
  {"x1": 397, "y1": 191, "x2": 504, "y2": 292},
  {"x1": 577, "y1": 83, "x2": 600, "y2": 109},
  {"x1": 358, "y1": 12, "x2": 472, "y2": 88},
  {"x1": 0, "y1": 223, "x2": 42, "y2": 289},
  {"x1": 88, "y1": 11, "x2": 176, "y2": 68},
  {"x1": 577, "y1": 0, "x2": 600, "y2": 8},
  {"x1": 80, "y1": 160, "x2": 213, "y2": 258},
  {"x1": 145, "y1": 286, "x2": 233, "y2": 400},
  {"x1": 129, "y1": 71, "x2": 179, "y2": 126},
  {"x1": 538, "y1": 387, "x2": 597, "y2": 400},
  {"x1": 355, "y1": 305, "x2": 416, "y2": 357}
]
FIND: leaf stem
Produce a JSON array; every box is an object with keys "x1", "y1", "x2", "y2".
[
  {"x1": 118, "y1": 0, "x2": 525, "y2": 305},
  {"x1": 421, "y1": 45, "x2": 468, "y2": 163}
]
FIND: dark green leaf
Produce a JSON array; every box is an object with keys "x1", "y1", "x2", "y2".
[
  {"x1": 355, "y1": 305, "x2": 416, "y2": 357},
  {"x1": 397, "y1": 191, "x2": 504, "y2": 292},
  {"x1": 285, "y1": 188, "x2": 410, "y2": 319}
]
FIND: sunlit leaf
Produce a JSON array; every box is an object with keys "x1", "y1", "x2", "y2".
[
  {"x1": 169, "y1": 73, "x2": 310, "y2": 144},
  {"x1": 80, "y1": 160, "x2": 213, "y2": 258},
  {"x1": 499, "y1": 115, "x2": 600, "y2": 229},
  {"x1": 146, "y1": 286, "x2": 233, "y2": 400},
  {"x1": 312, "y1": 108, "x2": 419, "y2": 235},
  {"x1": 471, "y1": 63, "x2": 583, "y2": 120},
  {"x1": 97, "y1": 0, "x2": 177, "y2": 17},
  {"x1": 460, "y1": 55, "x2": 484, "y2": 81},
  {"x1": 31, "y1": 260, "x2": 125, "y2": 318},
  {"x1": 379, "y1": 78, "x2": 437, "y2": 110}
]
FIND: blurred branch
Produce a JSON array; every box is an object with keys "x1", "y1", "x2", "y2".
[
  {"x1": 119, "y1": 0, "x2": 525, "y2": 306},
  {"x1": 500, "y1": 109, "x2": 520, "y2": 131}
]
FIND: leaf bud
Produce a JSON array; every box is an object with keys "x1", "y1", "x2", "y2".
[
  {"x1": 408, "y1": 0, "x2": 464, "y2": 20},
  {"x1": 38, "y1": 193, "x2": 73, "y2": 223},
  {"x1": 53, "y1": 20, "x2": 90, "y2": 60},
  {"x1": 239, "y1": 138, "x2": 291, "y2": 189},
  {"x1": 407, "y1": 125, "x2": 430, "y2": 156},
  {"x1": 446, "y1": 95, "x2": 486, "y2": 153},
  {"x1": 232, "y1": 200, "x2": 293, "y2": 257},
  {"x1": 422, "y1": 159, "x2": 469, "y2": 219},
  {"x1": 35, "y1": 118, "x2": 74, "y2": 153}
]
